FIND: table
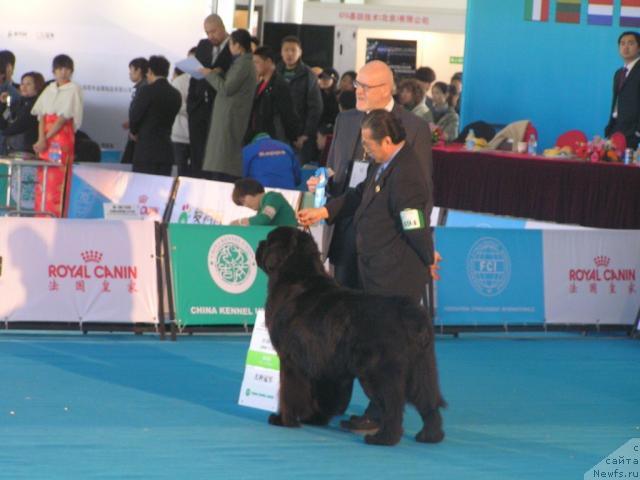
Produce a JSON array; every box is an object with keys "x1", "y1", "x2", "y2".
[
  {"x1": 0, "y1": 157, "x2": 63, "y2": 217},
  {"x1": 432, "y1": 145, "x2": 640, "y2": 229}
]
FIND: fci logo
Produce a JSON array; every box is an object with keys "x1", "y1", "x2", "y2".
[{"x1": 466, "y1": 237, "x2": 512, "y2": 297}]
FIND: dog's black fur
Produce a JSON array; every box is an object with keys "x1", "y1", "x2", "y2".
[{"x1": 256, "y1": 226, "x2": 446, "y2": 446}]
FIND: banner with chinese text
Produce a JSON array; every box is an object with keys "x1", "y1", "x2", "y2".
[
  {"x1": 0, "y1": 217, "x2": 159, "y2": 323},
  {"x1": 543, "y1": 230, "x2": 640, "y2": 324},
  {"x1": 68, "y1": 164, "x2": 174, "y2": 221},
  {"x1": 170, "y1": 177, "x2": 301, "y2": 225}
]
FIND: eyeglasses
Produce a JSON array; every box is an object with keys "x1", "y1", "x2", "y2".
[{"x1": 353, "y1": 79, "x2": 386, "y2": 93}]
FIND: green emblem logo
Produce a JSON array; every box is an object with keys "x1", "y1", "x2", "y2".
[{"x1": 208, "y1": 235, "x2": 257, "y2": 294}]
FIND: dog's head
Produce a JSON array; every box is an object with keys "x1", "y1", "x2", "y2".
[{"x1": 256, "y1": 226, "x2": 322, "y2": 276}]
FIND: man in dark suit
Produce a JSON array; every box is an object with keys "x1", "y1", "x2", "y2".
[
  {"x1": 129, "y1": 56, "x2": 181, "y2": 176},
  {"x1": 605, "y1": 31, "x2": 640, "y2": 149},
  {"x1": 187, "y1": 14, "x2": 233, "y2": 178},
  {"x1": 120, "y1": 57, "x2": 148, "y2": 165},
  {"x1": 298, "y1": 110, "x2": 436, "y2": 432},
  {"x1": 308, "y1": 60, "x2": 433, "y2": 291}
]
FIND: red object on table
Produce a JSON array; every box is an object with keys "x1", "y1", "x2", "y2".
[
  {"x1": 609, "y1": 132, "x2": 627, "y2": 153},
  {"x1": 556, "y1": 130, "x2": 588, "y2": 151}
]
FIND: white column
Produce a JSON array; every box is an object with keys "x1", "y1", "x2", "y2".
[
  {"x1": 211, "y1": 0, "x2": 236, "y2": 31},
  {"x1": 264, "y1": 0, "x2": 303, "y2": 23}
]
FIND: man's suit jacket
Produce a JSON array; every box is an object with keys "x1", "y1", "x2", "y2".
[
  {"x1": 186, "y1": 38, "x2": 233, "y2": 119},
  {"x1": 605, "y1": 60, "x2": 640, "y2": 147},
  {"x1": 129, "y1": 78, "x2": 182, "y2": 166},
  {"x1": 325, "y1": 143, "x2": 432, "y2": 300},
  {"x1": 323, "y1": 104, "x2": 433, "y2": 262}
]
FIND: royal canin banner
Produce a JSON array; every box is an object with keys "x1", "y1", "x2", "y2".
[
  {"x1": 68, "y1": 164, "x2": 174, "y2": 221},
  {"x1": 543, "y1": 230, "x2": 640, "y2": 325},
  {"x1": 170, "y1": 177, "x2": 301, "y2": 225},
  {"x1": 0, "y1": 218, "x2": 159, "y2": 323}
]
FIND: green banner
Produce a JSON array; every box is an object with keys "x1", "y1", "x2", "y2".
[
  {"x1": 168, "y1": 224, "x2": 274, "y2": 327},
  {"x1": 449, "y1": 56, "x2": 464, "y2": 65},
  {"x1": 0, "y1": 165, "x2": 7, "y2": 210}
]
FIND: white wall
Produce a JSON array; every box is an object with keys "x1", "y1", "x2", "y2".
[{"x1": 3, "y1": 0, "x2": 211, "y2": 152}]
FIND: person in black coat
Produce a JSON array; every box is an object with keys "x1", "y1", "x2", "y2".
[
  {"x1": 120, "y1": 57, "x2": 148, "y2": 164},
  {"x1": 187, "y1": 14, "x2": 233, "y2": 178},
  {"x1": 605, "y1": 31, "x2": 640, "y2": 149},
  {"x1": 0, "y1": 71, "x2": 45, "y2": 153},
  {"x1": 299, "y1": 109, "x2": 433, "y2": 302},
  {"x1": 307, "y1": 61, "x2": 433, "y2": 292},
  {"x1": 129, "y1": 56, "x2": 181, "y2": 176},
  {"x1": 245, "y1": 46, "x2": 300, "y2": 145},
  {"x1": 318, "y1": 67, "x2": 340, "y2": 128},
  {"x1": 276, "y1": 35, "x2": 323, "y2": 164}
]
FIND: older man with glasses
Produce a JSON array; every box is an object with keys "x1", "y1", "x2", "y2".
[{"x1": 306, "y1": 59, "x2": 434, "y2": 434}]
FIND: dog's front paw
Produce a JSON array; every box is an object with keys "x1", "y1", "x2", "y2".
[
  {"x1": 268, "y1": 413, "x2": 284, "y2": 426},
  {"x1": 268, "y1": 413, "x2": 300, "y2": 428}
]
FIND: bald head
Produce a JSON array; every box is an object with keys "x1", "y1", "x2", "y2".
[
  {"x1": 355, "y1": 61, "x2": 395, "y2": 112},
  {"x1": 204, "y1": 14, "x2": 227, "y2": 46}
]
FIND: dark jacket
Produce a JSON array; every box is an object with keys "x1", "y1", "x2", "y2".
[
  {"x1": 244, "y1": 72, "x2": 301, "y2": 145},
  {"x1": 0, "y1": 95, "x2": 38, "y2": 153},
  {"x1": 129, "y1": 78, "x2": 182, "y2": 166},
  {"x1": 121, "y1": 78, "x2": 147, "y2": 164},
  {"x1": 605, "y1": 60, "x2": 640, "y2": 148},
  {"x1": 326, "y1": 143, "x2": 433, "y2": 301},
  {"x1": 276, "y1": 61, "x2": 323, "y2": 137},
  {"x1": 323, "y1": 103, "x2": 433, "y2": 268},
  {"x1": 320, "y1": 89, "x2": 339, "y2": 128},
  {"x1": 186, "y1": 38, "x2": 233, "y2": 118}
]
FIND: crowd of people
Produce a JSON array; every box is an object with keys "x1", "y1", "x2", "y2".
[{"x1": 0, "y1": 13, "x2": 464, "y2": 201}]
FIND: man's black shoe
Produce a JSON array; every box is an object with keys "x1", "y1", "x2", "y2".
[{"x1": 339, "y1": 415, "x2": 380, "y2": 433}]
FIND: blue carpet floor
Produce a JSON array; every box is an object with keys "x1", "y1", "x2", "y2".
[{"x1": 0, "y1": 331, "x2": 638, "y2": 479}]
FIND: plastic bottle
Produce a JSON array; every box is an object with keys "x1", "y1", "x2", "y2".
[
  {"x1": 527, "y1": 134, "x2": 537, "y2": 156},
  {"x1": 49, "y1": 142, "x2": 62, "y2": 163},
  {"x1": 465, "y1": 129, "x2": 476, "y2": 151},
  {"x1": 634, "y1": 146, "x2": 640, "y2": 165}
]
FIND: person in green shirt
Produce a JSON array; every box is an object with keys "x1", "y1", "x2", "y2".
[{"x1": 231, "y1": 178, "x2": 298, "y2": 226}]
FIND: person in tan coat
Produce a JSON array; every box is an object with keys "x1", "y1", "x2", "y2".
[{"x1": 200, "y1": 29, "x2": 256, "y2": 181}]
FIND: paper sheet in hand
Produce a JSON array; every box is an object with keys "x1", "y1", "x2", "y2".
[{"x1": 175, "y1": 57, "x2": 205, "y2": 80}]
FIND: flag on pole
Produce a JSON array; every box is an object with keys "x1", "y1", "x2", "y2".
[
  {"x1": 556, "y1": 0, "x2": 581, "y2": 24},
  {"x1": 621, "y1": 0, "x2": 640, "y2": 27},
  {"x1": 588, "y1": 0, "x2": 613, "y2": 26},
  {"x1": 525, "y1": 0, "x2": 550, "y2": 21}
]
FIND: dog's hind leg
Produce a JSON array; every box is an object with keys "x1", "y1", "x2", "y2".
[
  {"x1": 360, "y1": 376, "x2": 405, "y2": 446},
  {"x1": 269, "y1": 361, "x2": 313, "y2": 428},
  {"x1": 302, "y1": 375, "x2": 354, "y2": 425},
  {"x1": 409, "y1": 344, "x2": 446, "y2": 443}
]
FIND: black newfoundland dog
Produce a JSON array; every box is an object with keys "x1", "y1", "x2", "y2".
[{"x1": 255, "y1": 226, "x2": 445, "y2": 446}]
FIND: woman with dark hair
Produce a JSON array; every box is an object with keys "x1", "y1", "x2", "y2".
[
  {"x1": 398, "y1": 78, "x2": 433, "y2": 123},
  {"x1": 31, "y1": 54, "x2": 83, "y2": 216},
  {"x1": 318, "y1": 67, "x2": 340, "y2": 128},
  {"x1": 338, "y1": 70, "x2": 356, "y2": 94},
  {"x1": 431, "y1": 81, "x2": 459, "y2": 142},
  {"x1": 0, "y1": 72, "x2": 45, "y2": 153},
  {"x1": 200, "y1": 29, "x2": 256, "y2": 181}
]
